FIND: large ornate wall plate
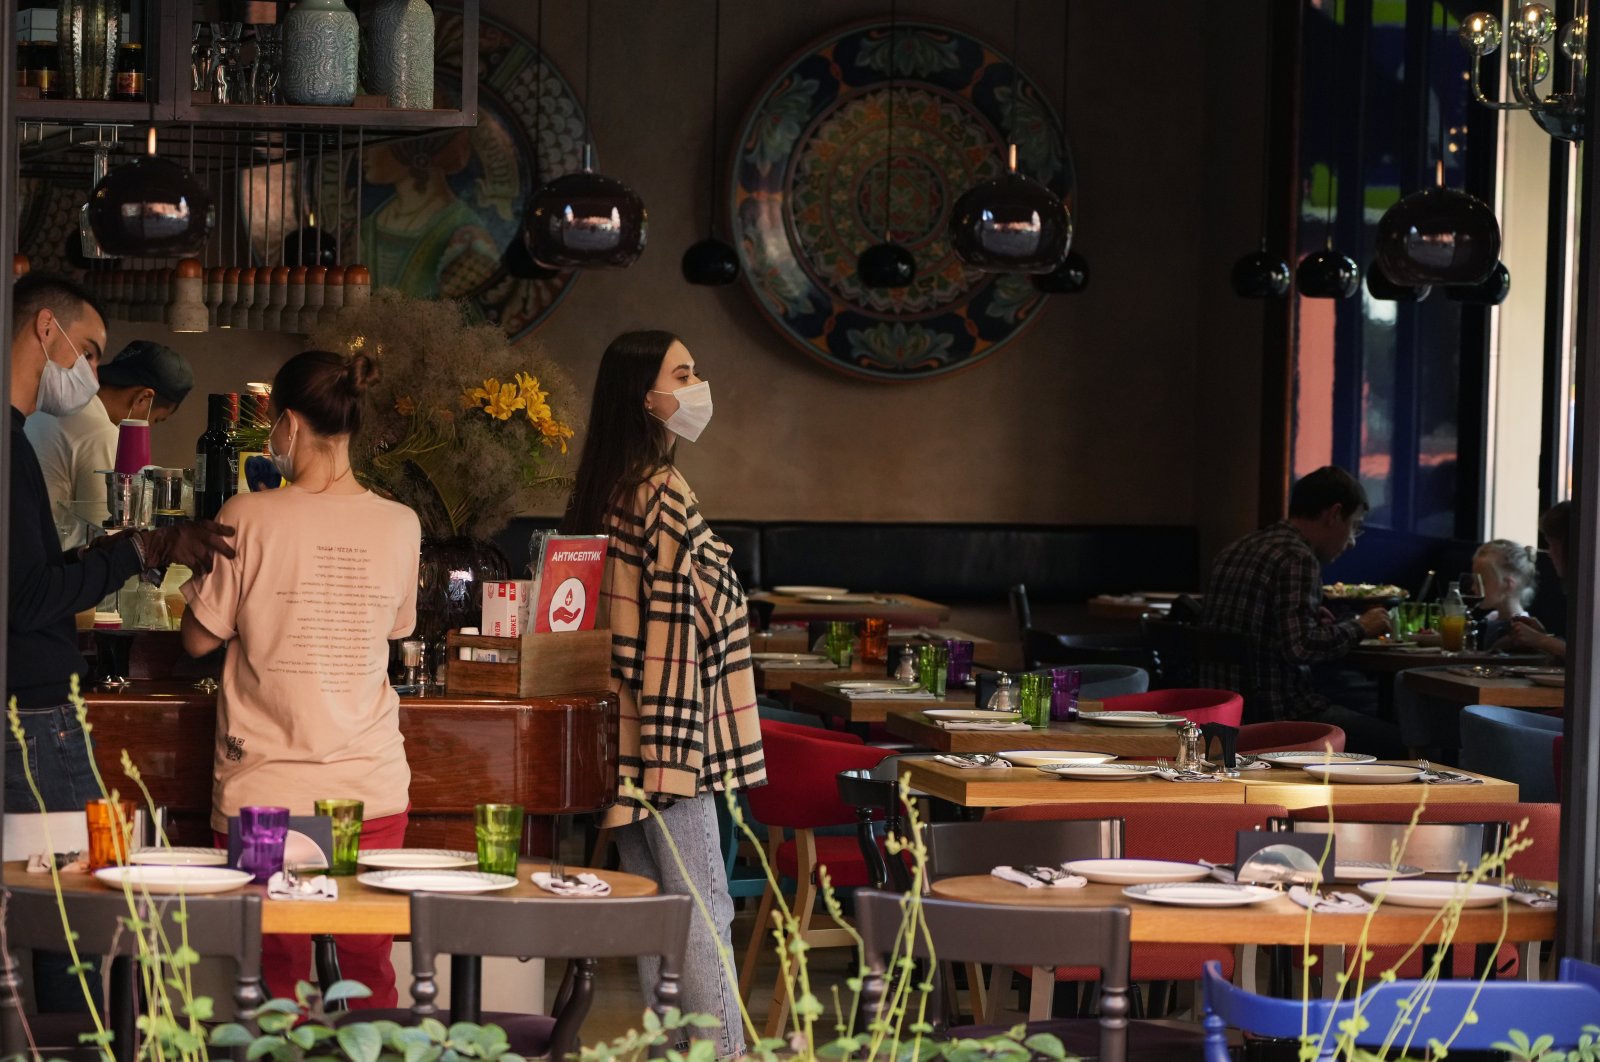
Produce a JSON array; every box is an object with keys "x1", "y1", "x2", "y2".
[{"x1": 732, "y1": 20, "x2": 1071, "y2": 381}]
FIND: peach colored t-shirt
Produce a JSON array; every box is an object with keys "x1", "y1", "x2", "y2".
[{"x1": 183, "y1": 486, "x2": 421, "y2": 830}]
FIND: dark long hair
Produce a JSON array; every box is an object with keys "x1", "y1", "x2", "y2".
[
  {"x1": 271, "y1": 349, "x2": 378, "y2": 437},
  {"x1": 561, "y1": 330, "x2": 679, "y2": 534}
]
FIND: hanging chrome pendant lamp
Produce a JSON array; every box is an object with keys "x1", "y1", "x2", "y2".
[
  {"x1": 89, "y1": 126, "x2": 215, "y2": 256},
  {"x1": 1232, "y1": 33, "x2": 1288, "y2": 298},
  {"x1": 524, "y1": 0, "x2": 646, "y2": 269},
  {"x1": 857, "y1": 0, "x2": 917, "y2": 289},
  {"x1": 1032, "y1": 4, "x2": 1086, "y2": 295},
  {"x1": 682, "y1": 0, "x2": 738, "y2": 285},
  {"x1": 1294, "y1": 0, "x2": 1359, "y2": 300}
]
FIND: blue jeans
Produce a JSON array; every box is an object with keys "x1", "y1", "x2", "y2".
[
  {"x1": 614, "y1": 793, "x2": 745, "y2": 1059},
  {"x1": 4, "y1": 703, "x2": 104, "y2": 1013},
  {"x1": 4, "y1": 703, "x2": 101, "y2": 813}
]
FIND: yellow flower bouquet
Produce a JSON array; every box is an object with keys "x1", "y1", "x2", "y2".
[{"x1": 310, "y1": 291, "x2": 578, "y2": 539}]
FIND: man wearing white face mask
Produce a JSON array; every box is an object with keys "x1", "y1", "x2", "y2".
[{"x1": 6, "y1": 275, "x2": 237, "y2": 820}]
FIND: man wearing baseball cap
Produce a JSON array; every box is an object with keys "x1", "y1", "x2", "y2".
[{"x1": 25, "y1": 338, "x2": 195, "y2": 546}]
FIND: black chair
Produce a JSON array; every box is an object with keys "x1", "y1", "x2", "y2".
[
  {"x1": 924, "y1": 819, "x2": 1121, "y2": 880},
  {"x1": 1008, "y1": 584, "x2": 1032, "y2": 643},
  {"x1": 1140, "y1": 616, "x2": 1255, "y2": 704},
  {"x1": 374, "y1": 893, "x2": 692, "y2": 1060},
  {"x1": 1022, "y1": 628, "x2": 1155, "y2": 673},
  {"x1": 856, "y1": 890, "x2": 1134, "y2": 1062},
  {"x1": 836, "y1": 759, "x2": 920, "y2": 892},
  {"x1": 0, "y1": 887, "x2": 264, "y2": 1062}
]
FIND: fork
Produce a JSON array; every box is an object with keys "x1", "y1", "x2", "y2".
[{"x1": 1512, "y1": 875, "x2": 1556, "y2": 900}]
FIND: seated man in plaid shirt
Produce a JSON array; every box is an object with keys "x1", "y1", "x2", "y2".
[{"x1": 1199, "y1": 466, "x2": 1403, "y2": 756}]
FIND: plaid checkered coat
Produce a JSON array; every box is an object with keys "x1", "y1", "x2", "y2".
[{"x1": 600, "y1": 467, "x2": 765, "y2": 826}]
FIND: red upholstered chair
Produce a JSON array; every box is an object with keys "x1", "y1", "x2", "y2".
[
  {"x1": 986, "y1": 802, "x2": 1287, "y2": 992},
  {"x1": 1098, "y1": 688, "x2": 1244, "y2": 728},
  {"x1": 1237, "y1": 721, "x2": 1347, "y2": 755},
  {"x1": 741, "y1": 719, "x2": 892, "y2": 1035},
  {"x1": 1284, "y1": 803, "x2": 1561, "y2": 979}
]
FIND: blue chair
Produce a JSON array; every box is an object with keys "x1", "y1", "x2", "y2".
[
  {"x1": 1200, "y1": 958, "x2": 1600, "y2": 1062},
  {"x1": 975, "y1": 664, "x2": 1149, "y2": 708},
  {"x1": 1460, "y1": 704, "x2": 1563, "y2": 803}
]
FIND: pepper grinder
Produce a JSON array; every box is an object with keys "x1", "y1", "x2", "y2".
[
  {"x1": 893, "y1": 645, "x2": 918, "y2": 683},
  {"x1": 398, "y1": 638, "x2": 426, "y2": 695},
  {"x1": 1175, "y1": 718, "x2": 1206, "y2": 772}
]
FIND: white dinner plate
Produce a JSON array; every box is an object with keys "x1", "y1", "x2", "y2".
[
  {"x1": 803, "y1": 593, "x2": 892, "y2": 604},
  {"x1": 357, "y1": 870, "x2": 517, "y2": 894},
  {"x1": 1076, "y1": 712, "x2": 1186, "y2": 728},
  {"x1": 94, "y1": 866, "x2": 253, "y2": 895},
  {"x1": 1064, "y1": 858, "x2": 1212, "y2": 885},
  {"x1": 924, "y1": 708, "x2": 1023, "y2": 722},
  {"x1": 1529, "y1": 673, "x2": 1567, "y2": 688},
  {"x1": 357, "y1": 849, "x2": 478, "y2": 870},
  {"x1": 1332, "y1": 861, "x2": 1427, "y2": 883},
  {"x1": 1356, "y1": 880, "x2": 1513, "y2": 909},
  {"x1": 772, "y1": 585, "x2": 848, "y2": 596},
  {"x1": 1039, "y1": 764, "x2": 1159, "y2": 781},
  {"x1": 1300, "y1": 763, "x2": 1425, "y2": 785},
  {"x1": 750, "y1": 652, "x2": 829, "y2": 664},
  {"x1": 829, "y1": 680, "x2": 920, "y2": 692},
  {"x1": 130, "y1": 847, "x2": 228, "y2": 867},
  {"x1": 996, "y1": 750, "x2": 1116, "y2": 768},
  {"x1": 1123, "y1": 882, "x2": 1281, "y2": 908},
  {"x1": 1257, "y1": 751, "x2": 1378, "y2": 766}
]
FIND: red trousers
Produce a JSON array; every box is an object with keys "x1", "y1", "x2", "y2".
[{"x1": 216, "y1": 809, "x2": 408, "y2": 1009}]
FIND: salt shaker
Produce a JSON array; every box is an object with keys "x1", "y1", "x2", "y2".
[
  {"x1": 1175, "y1": 718, "x2": 1205, "y2": 772},
  {"x1": 986, "y1": 673, "x2": 1019, "y2": 713},
  {"x1": 893, "y1": 646, "x2": 918, "y2": 683}
]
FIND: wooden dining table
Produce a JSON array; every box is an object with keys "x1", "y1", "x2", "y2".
[
  {"x1": 788, "y1": 681, "x2": 977, "y2": 726},
  {"x1": 885, "y1": 712, "x2": 1183, "y2": 757},
  {"x1": 1399, "y1": 669, "x2": 1565, "y2": 710},
  {"x1": 928, "y1": 876, "x2": 1554, "y2": 947},
  {"x1": 895, "y1": 758, "x2": 1518, "y2": 810},
  {"x1": 1342, "y1": 645, "x2": 1546, "y2": 676},
  {"x1": 3, "y1": 859, "x2": 657, "y2": 935},
  {"x1": 749, "y1": 590, "x2": 951, "y2": 625}
]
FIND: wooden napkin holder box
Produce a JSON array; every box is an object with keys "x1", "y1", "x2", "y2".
[{"x1": 445, "y1": 628, "x2": 610, "y2": 698}]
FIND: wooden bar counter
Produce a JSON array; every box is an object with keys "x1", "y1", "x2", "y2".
[{"x1": 83, "y1": 680, "x2": 618, "y2": 853}]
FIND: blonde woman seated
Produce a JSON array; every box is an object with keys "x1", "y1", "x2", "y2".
[{"x1": 1469, "y1": 538, "x2": 1537, "y2": 649}]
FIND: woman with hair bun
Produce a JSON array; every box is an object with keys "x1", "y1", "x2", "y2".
[
  {"x1": 1470, "y1": 538, "x2": 1538, "y2": 648},
  {"x1": 181, "y1": 349, "x2": 421, "y2": 1006}
]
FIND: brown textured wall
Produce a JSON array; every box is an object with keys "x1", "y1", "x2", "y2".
[{"x1": 122, "y1": 0, "x2": 1268, "y2": 564}]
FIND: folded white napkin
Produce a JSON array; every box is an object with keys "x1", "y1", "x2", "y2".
[
  {"x1": 760, "y1": 660, "x2": 838, "y2": 670},
  {"x1": 991, "y1": 865, "x2": 1087, "y2": 889},
  {"x1": 1289, "y1": 886, "x2": 1371, "y2": 913},
  {"x1": 26, "y1": 851, "x2": 86, "y2": 874},
  {"x1": 1154, "y1": 768, "x2": 1222, "y2": 782},
  {"x1": 932, "y1": 754, "x2": 1012, "y2": 770},
  {"x1": 1419, "y1": 770, "x2": 1484, "y2": 785},
  {"x1": 841, "y1": 688, "x2": 931, "y2": 699},
  {"x1": 267, "y1": 871, "x2": 337, "y2": 901},
  {"x1": 532, "y1": 871, "x2": 612, "y2": 896},
  {"x1": 1511, "y1": 889, "x2": 1558, "y2": 909},
  {"x1": 935, "y1": 720, "x2": 1033, "y2": 731},
  {"x1": 1201, "y1": 860, "x2": 1236, "y2": 883}
]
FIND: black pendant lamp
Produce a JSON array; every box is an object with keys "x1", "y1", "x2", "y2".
[
  {"x1": 525, "y1": 0, "x2": 646, "y2": 270},
  {"x1": 682, "y1": 0, "x2": 738, "y2": 285},
  {"x1": 1375, "y1": 171, "x2": 1500, "y2": 287},
  {"x1": 89, "y1": 127, "x2": 215, "y2": 257},
  {"x1": 951, "y1": 2, "x2": 1070, "y2": 274},
  {"x1": 1444, "y1": 259, "x2": 1511, "y2": 305},
  {"x1": 507, "y1": 0, "x2": 561, "y2": 281},
  {"x1": 282, "y1": 135, "x2": 339, "y2": 268},
  {"x1": 1365, "y1": 257, "x2": 1432, "y2": 302},
  {"x1": 1033, "y1": 250, "x2": 1089, "y2": 294},
  {"x1": 1032, "y1": 7, "x2": 1086, "y2": 295},
  {"x1": 1232, "y1": 31, "x2": 1289, "y2": 298},
  {"x1": 857, "y1": 0, "x2": 916, "y2": 289},
  {"x1": 1294, "y1": 0, "x2": 1360, "y2": 300}
]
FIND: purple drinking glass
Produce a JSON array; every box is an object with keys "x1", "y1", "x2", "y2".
[
  {"x1": 1049, "y1": 667, "x2": 1082, "y2": 722},
  {"x1": 945, "y1": 639, "x2": 975, "y2": 686},
  {"x1": 238, "y1": 805, "x2": 290, "y2": 883}
]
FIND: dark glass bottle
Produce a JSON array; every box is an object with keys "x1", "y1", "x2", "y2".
[
  {"x1": 113, "y1": 43, "x2": 145, "y2": 102},
  {"x1": 195, "y1": 393, "x2": 238, "y2": 520}
]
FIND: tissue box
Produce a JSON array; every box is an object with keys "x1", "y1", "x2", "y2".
[{"x1": 481, "y1": 580, "x2": 533, "y2": 638}]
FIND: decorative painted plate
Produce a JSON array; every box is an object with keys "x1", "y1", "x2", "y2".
[{"x1": 731, "y1": 20, "x2": 1071, "y2": 380}]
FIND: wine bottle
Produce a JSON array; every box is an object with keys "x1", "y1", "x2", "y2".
[{"x1": 194, "y1": 393, "x2": 237, "y2": 520}]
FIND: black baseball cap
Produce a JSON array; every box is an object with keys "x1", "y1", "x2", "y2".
[{"x1": 96, "y1": 341, "x2": 194, "y2": 407}]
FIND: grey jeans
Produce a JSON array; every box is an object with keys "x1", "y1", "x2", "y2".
[{"x1": 613, "y1": 792, "x2": 745, "y2": 1059}]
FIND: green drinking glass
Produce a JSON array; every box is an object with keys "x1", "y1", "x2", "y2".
[
  {"x1": 1018, "y1": 672, "x2": 1050, "y2": 727},
  {"x1": 917, "y1": 643, "x2": 949, "y2": 697},
  {"x1": 313, "y1": 798, "x2": 364, "y2": 875},
  {"x1": 475, "y1": 803, "x2": 524, "y2": 875}
]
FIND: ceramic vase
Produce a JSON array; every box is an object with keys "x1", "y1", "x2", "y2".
[
  {"x1": 363, "y1": 0, "x2": 434, "y2": 109},
  {"x1": 283, "y1": 0, "x2": 359, "y2": 106}
]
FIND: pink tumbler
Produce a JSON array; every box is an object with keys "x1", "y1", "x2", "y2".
[{"x1": 114, "y1": 420, "x2": 151, "y2": 475}]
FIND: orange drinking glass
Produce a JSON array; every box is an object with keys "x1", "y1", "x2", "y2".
[
  {"x1": 860, "y1": 617, "x2": 889, "y2": 663},
  {"x1": 85, "y1": 798, "x2": 136, "y2": 870}
]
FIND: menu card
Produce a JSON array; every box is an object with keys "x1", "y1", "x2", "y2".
[{"x1": 531, "y1": 535, "x2": 608, "y2": 633}]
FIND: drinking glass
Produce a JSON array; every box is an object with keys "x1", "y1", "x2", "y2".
[
  {"x1": 825, "y1": 620, "x2": 855, "y2": 667},
  {"x1": 916, "y1": 643, "x2": 949, "y2": 697},
  {"x1": 313, "y1": 799, "x2": 363, "y2": 876},
  {"x1": 475, "y1": 803, "x2": 524, "y2": 875},
  {"x1": 1018, "y1": 672, "x2": 1050, "y2": 728},
  {"x1": 1458, "y1": 572, "x2": 1486, "y2": 609},
  {"x1": 85, "y1": 798, "x2": 136, "y2": 871},
  {"x1": 238, "y1": 805, "x2": 289, "y2": 884},
  {"x1": 860, "y1": 617, "x2": 889, "y2": 664},
  {"x1": 1049, "y1": 667, "x2": 1082, "y2": 721},
  {"x1": 945, "y1": 639, "x2": 975, "y2": 686},
  {"x1": 1396, "y1": 602, "x2": 1427, "y2": 641}
]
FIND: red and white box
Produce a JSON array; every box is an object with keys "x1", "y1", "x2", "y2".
[
  {"x1": 481, "y1": 580, "x2": 533, "y2": 638},
  {"x1": 532, "y1": 535, "x2": 608, "y2": 633}
]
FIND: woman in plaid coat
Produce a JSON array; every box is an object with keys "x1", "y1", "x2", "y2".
[{"x1": 563, "y1": 330, "x2": 765, "y2": 1057}]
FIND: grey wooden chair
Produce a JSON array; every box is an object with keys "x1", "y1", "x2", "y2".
[
  {"x1": 856, "y1": 890, "x2": 1135, "y2": 1062},
  {"x1": 0, "y1": 887, "x2": 263, "y2": 1062},
  {"x1": 391, "y1": 893, "x2": 692, "y2": 1060},
  {"x1": 924, "y1": 818, "x2": 1121, "y2": 881}
]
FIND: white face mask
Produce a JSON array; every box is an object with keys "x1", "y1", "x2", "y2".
[
  {"x1": 36, "y1": 321, "x2": 98, "y2": 418},
  {"x1": 267, "y1": 412, "x2": 298, "y2": 481},
  {"x1": 649, "y1": 381, "x2": 713, "y2": 443}
]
